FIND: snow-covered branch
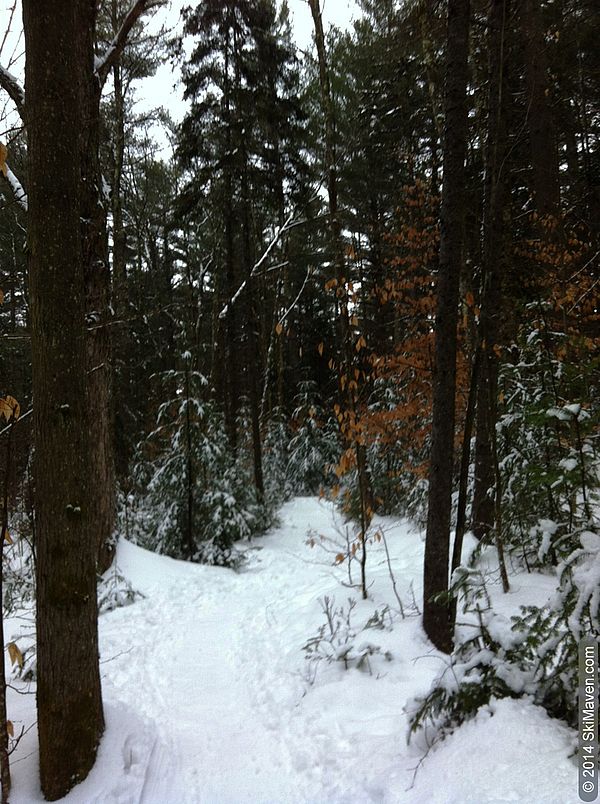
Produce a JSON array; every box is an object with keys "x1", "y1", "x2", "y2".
[
  {"x1": 0, "y1": 64, "x2": 25, "y2": 120},
  {"x1": 218, "y1": 210, "x2": 296, "y2": 320},
  {"x1": 94, "y1": 0, "x2": 166, "y2": 87},
  {"x1": 2, "y1": 163, "x2": 28, "y2": 211},
  {"x1": 277, "y1": 266, "x2": 312, "y2": 329}
]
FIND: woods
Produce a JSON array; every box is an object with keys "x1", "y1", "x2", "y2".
[{"x1": 0, "y1": 0, "x2": 599, "y2": 800}]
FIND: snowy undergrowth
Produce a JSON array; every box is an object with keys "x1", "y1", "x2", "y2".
[{"x1": 5, "y1": 497, "x2": 577, "y2": 803}]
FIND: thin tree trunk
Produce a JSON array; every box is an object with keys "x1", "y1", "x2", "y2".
[
  {"x1": 110, "y1": 1, "x2": 131, "y2": 480},
  {"x1": 220, "y1": 24, "x2": 239, "y2": 451},
  {"x1": 0, "y1": 416, "x2": 15, "y2": 803},
  {"x1": 23, "y1": 2, "x2": 104, "y2": 797},
  {"x1": 111, "y1": 0, "x2": 127, "y2": 310},
  {"x1": 79, "y1": 3, "x2": 116, "y2": 573},
  {"x1": 472, "y1": 0, "x2": 511, "y2": 544},
  {"x1": 423, "y1": 0, "x2": 471, "y2": 654},
  {"x1": 184, "y1": 361, "x2": 195, "y2": 559},
  {"x1": 241, "y1": 148, "x2": 264, "y2": 500},
  {"x1": 309, "y1": 0, "x2": 373, "y2": 599},
  {"x1": 521, "y1": 0, "x2": 560, "y2": 217},
  {"x1": 452, "y1": 340, "x2": 482, "y2": 575}
]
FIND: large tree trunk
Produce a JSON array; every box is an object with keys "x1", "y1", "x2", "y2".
[
  {"x1": 23, "y1": 2, "x2": 104, "y2": 798},
  {"x1": 423, "y1": 0, "x2": 471, "y2": 654}
]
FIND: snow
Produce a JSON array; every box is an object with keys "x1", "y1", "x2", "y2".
[
  {"x1": 559, "y1": 458, "x2": 578, "y2": 472},
  {"x1": 409, "y1": 698, "x2": 575, "y2": 804},
  {"x1": 6, "y1": 498, "x2": 578, "y2": 803}
]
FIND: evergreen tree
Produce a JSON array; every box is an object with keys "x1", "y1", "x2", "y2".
[{"x1": 177, "y1": 0, "x2": 308, "y2": 497}]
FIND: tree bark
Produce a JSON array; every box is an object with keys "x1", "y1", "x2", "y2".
[
  {"x1": 422, "y1": 0, "x2": 471, "y2": 654},
  {"x1": 23, "y1": 2, "x2": 104, "y2": 798}
]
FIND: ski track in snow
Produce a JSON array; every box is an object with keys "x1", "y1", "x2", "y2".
[{"x1": 8, "y1": 497, "x2": 578, "y2": 803}]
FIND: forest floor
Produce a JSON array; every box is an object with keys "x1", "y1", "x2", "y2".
[{"x1": 8, "y1": 497, "x2": 578, "y2": 803}]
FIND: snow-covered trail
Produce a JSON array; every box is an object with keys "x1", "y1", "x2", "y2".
[
  {"x1": 71, "y1": 498, "x2": 373, "y2": 804},
  {"x1": 100, "y1": 497, "x2": 414, "y2": 803},
  {"x1": 9, "y1": 497, "x2": 578, "y2": 803},
  {"x1": 102, "y1": 547, "x2": 313, "y2": 804}
]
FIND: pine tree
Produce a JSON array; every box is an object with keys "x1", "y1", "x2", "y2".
[{"x1": 177, "y1": 0, "x2": 307, "y2": 491}]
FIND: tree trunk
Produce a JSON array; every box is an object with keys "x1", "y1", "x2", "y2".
[
  {"x1": 79, "y1": 6, "x2": 117, "y2": 574},
  {"x1": 110, "y1": 0, "x2": 130, "y2": 479},
  {"x1": 521, "y1": 0, "x2": 560, "y2": 217},
  {"x1": 0, "y1": 418, "x2": 15, "y2": 802},
  {"x1": 110, "y1": 1, "x2": 127, "y2": 309},
  {"x1": 220, "y1": 24, "x2": 240, "y2": 451},
  {"x1": 423, "y1": 0, "x2": 471, "y2": 654},
  {"x1": 309, "y1": 0, "x2": 373, "y2": 598},
  {"x1": 472, "y1": 0, "x2": 511, "y2": 543},
  {"x1": 23, "y1": 2, "x2": 104, "y2": 798}
]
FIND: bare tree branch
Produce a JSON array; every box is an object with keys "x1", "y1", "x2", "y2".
[{"x1": 0, "y1": 2, "x2": 18, "y2": 63}]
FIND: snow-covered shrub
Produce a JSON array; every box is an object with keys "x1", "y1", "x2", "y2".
[
  {"x1": 287, "y1": 381, "x2": 340, "y2": 494},
  {"x1": 97, "y1": 567, "x2": 144, "y2": 613},
  {"x1": 407, "y1": 567, "x2": 533, "y2": 741},
  {"x1": 509, "y1": 528, "x2": 600, "y2": 725},
  {"x1": 496, "y1": 325, "x2": 599, "y2": 567},
  {"x1": 2, "y1": 532, "x2": 35, "y2": 615},
  {"x1": 129, "y1": 366, "x2": 260, "y2": 566},
  {"x1": 409, "y1": 524, "x2": 600, "y2": 740},
  {"x1": 262, "y1": 410, "x2": 293, "y2": 507},
  {"x1": 194, "y1": 482, "x2": 256, "y2": 565},
  {"x1": 302, "y1": 595, "x2": 392, "y2": 683},
  {"x1": 405, "y1": 314, "x2": 599, "y2": 739}
]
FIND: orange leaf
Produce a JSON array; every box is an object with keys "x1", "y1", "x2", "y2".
[
  {"x1": 0, "y1": 142, "x2": 7, "y2": 178},
  {"x1": 0, "y1": 395, "x2": 20, "y2": 422},
  {"x1": 7, "y1": 642, "x2": 23, "y2": 669}
]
